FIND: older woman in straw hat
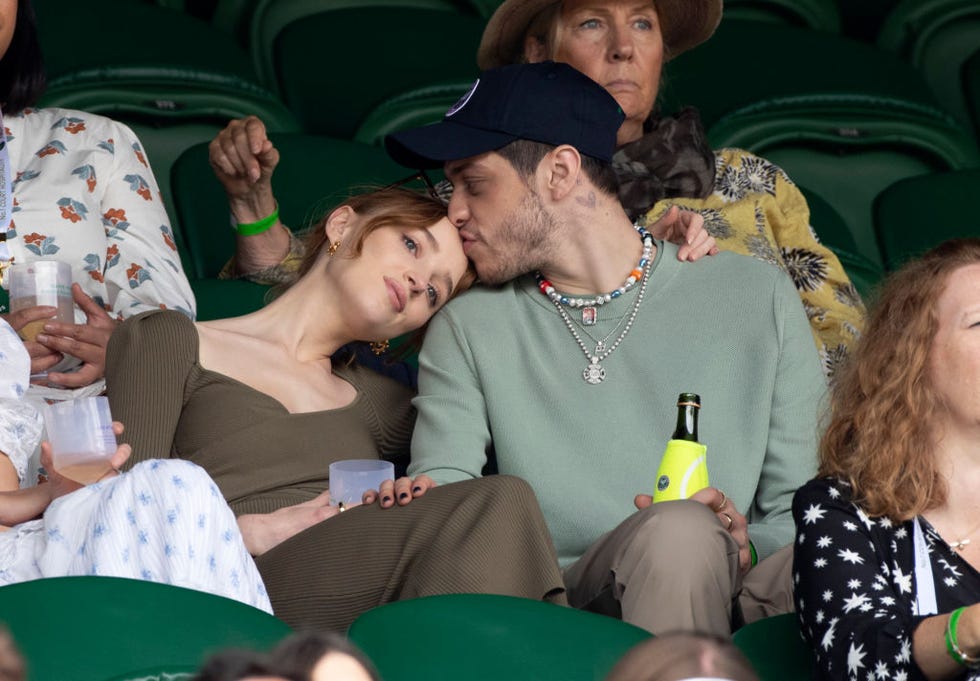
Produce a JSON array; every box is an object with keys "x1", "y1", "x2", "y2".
[{"x1": 479, "y1": 0, "x2": 864, "y2": 378}]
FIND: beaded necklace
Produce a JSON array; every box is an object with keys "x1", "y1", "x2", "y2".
[
  {"x1": 535, "y1": 225, "x2": 654, "y2": 385},
  {"x1": 535, "y1": 224, "x2": 653, "y2": 326}
]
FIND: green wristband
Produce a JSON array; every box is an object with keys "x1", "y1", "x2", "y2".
[
  {"x1": 235, "y1": 205, "x2": 279, "y2": 236},
  {"x1": 749, "y1": 540, "x2": 758, "y2": 567}
]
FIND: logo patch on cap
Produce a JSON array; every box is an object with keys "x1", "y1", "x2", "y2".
[{"x1": 446, "y1": 79, "x2": 479, "y2": 117}]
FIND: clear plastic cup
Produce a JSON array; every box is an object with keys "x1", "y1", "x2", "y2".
[
  {"x1": 7, "y1": 260, "x2": 74, "y2": 342},
  {"x1": 43, "y1": 396, "x2": 117, "y2": 484},
  {"x1": 328, "y1": 459, "x2": 395, "y2": 505}
]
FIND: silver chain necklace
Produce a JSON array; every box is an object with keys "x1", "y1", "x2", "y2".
[{"x1": 548, "y1": 260, "x2": 652, "y2": 385}]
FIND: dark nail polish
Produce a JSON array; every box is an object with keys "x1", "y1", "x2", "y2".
[
  {"x1": 399, "y1": 492, "x2": 409, "y2": 500},
  {"x1": 412, "y1": 486, "x2": 422, "y2": 494},
  {"x1": 382, "y1": 496, "x2": 392, "y2": 504}
]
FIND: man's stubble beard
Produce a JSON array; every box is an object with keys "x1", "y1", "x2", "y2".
[{"x1": 474, "y1": 188, "x2": 561, "y2": 286}]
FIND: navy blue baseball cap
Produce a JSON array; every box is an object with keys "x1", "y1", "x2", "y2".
[{"x1": 384, "y1": 61, "x2": 625, "y2": 170}]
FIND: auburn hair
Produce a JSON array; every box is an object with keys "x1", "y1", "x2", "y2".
[{"x1": 819, "y1": 238, "x2": 980, "y2": 521}]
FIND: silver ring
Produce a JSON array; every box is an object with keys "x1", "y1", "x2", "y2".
[
  {"x1": 721, "y1": 512, "x2": 734, "y2": 531},
  {"x1": 338, "y1": 502, "x2": 346, "y2": 513}
]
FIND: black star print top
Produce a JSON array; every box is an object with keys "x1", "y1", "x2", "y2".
[{"x1": 792, "y1": 477, "x2": 980, "y2": 681}]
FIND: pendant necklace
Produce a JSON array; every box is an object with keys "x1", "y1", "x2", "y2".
[
  {"x1": 946, "y1": 517, "x2": 980, "y2": 551},
  {"x1": 535, "y1": 224, "x2": 653, "y2": 326},
  {"x1": 548, "y1": 259, "x2": 651, "y2": 385}
]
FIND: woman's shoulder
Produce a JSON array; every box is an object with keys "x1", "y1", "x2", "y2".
[
  {"x1": 793, "y1": 476, "x2": 855, "y2": 511},
  {"x1": 114, "y1": 309, "x2": 196, "y2": 352}
]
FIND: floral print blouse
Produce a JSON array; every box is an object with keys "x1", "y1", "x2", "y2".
[
  {"x1": 793, "y1": 477, "x2": 980, "y2": 681},
  {"x1": 642, "y1": 149, "x2": 866, "y2": 378},
  {"x1": 1, "y1": 107, "x2": 194, "y2": 320}
]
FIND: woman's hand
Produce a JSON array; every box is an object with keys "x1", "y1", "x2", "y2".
[
  {"x1": 35, "y1": 284, "x2": 119, "y2": 388},
  {"x1": 208, "y1": 115, "x2": 280, "y2": 216},
  {"x1": 237, "y1": 490, "x2": 353, "y2": 556},
  {"x1": 40, "y1": 421, "x2": 131, "y2": 501},
  {"x1": 2, "y1": 306, "x2": 64, "y2": 375},
  {"x1": 635, "y1": 486, "x2": 751, "y2": 573},
  {"x1": 362, "y1": 475, "x2": 437, "y2": 509},
  {"x1": 649, "y1": 204, "x2": 719, "y2": 262}
]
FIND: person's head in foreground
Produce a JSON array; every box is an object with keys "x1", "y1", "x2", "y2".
[
  {"x1": 385, "y1": 60, "x2": 625, "y2": 285},
  {"x1": 819, "y1": 237, "x2": 980, "y2": 520},
  {"x1": 605, "y1": 632, "x2": 759, "y2": 681},
  {"x1": 477, "y1": 0, "x2": 722, "y2": 146}
]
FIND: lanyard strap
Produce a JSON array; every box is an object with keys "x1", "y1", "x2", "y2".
[
  {"x1": 913, "y1": 517, "x2": 938, "y2": 616},
  {"x1": 0, "y1": 108, "x2": 13, "y2": 295}
]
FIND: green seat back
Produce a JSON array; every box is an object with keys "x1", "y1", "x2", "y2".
[
  {"x1": 877, "y1": 0, "x2": 980, "y2": 143},
  {"x1": 347, "y1": 594, "x2": 653, "y2": 681},
  {"x1": 732, "y1": 613, "x2": 815, "y2": 681},
  {"x1": 873, "y1": 169, "x2": 980, "y2": 272},
  {"x1": 837, "y1": 0, "x2": 899, "y2": 42},
  {"x1": 963, "y1": 46, "x2": 980, "y2": 141},
  {"x1": 798, "y1": 184, "x2": 884, "y2": 301},
  {"x1": 354, "y1": 81, "x2": 475, "y2": 147},
  {"x1": 0, "y1": 576, "x2": 291, "y2": 681},
  {"x1": 264, "y1": 7, "x2": 484, "y2": 137},
  {"x1": 661, "y1": 20, "x2": 940, "y2": 130},
  {"x1": 724, "y1": 0, "x2": 841, "y2": 32},
  {"x1": 708, "y1": 94, "x2": 980, "y2": 269}
]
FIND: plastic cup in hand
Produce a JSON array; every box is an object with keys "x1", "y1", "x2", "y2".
[
  {"x1": 43, "y1": 396, "x2": 117, "y2": 484},
  {"x1": 7, "y1": 260, "x2": 74, "y2": 342},
  {"x1": 329, "y1": 459, "x2": 395, "y2": 506}
]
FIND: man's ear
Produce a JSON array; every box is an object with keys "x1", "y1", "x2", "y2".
[
  {"x1": 324, "y1": 205, "x2": 355, "y2": 247},
  {"x1": 542, "y1": 145, "x2": 583, "y2": 200}
]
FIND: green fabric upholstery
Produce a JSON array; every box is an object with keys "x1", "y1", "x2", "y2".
[
  {"x1": 873, "y1": 169, "x2": 980, "y2": 272},
  {"x1": 733, "y1": 613, "x2": 815, "y2": 681},
  {"x1": 262, "y1": 7, "x2": 484, "y2": 137},
  {"x1": 348, "y1": 594, "x2": 652, "y2": 681},
  {"x1": 0, "y1": 576, "x2": 291, "y2": 681},
  {"x1": 724, "y1": 0, "x2": 841, "y2": 32},
  {"x1": 661, "y1": 19, "x2": 941, "y2": 130},
  {"x1": 964, "y1": 50, "x2": 980, "y2": 141},
  {"x1": 708, "y1": 94, "x2": 980, "y2": 269},
  {"x1": 877, "y1": 0, "x2": 980, "y2": 143},
  {"x1": 354, "y1": 81, "x2": 475, "y2": 147}
]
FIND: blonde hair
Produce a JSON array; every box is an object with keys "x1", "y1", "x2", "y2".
[{"x1": 819, "y1": 238, "x2": 980, "y2": 521}]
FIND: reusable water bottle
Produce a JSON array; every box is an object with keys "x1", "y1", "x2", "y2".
[{"x1": 653, "y1": 393, "x2": 709, "y2": 502}]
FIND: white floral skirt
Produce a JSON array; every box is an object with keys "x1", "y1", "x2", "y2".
[{"x1": 0, "y1": 458, "x2": 271, "y2": 613}]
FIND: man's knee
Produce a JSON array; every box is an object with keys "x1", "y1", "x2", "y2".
[{"x1": 626, "y1": 500, "x2": 730, "y2": 563}]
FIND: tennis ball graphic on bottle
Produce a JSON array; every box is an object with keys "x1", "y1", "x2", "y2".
[{"x1": 653, "y1": 393, "x2": 709, "y2": 502}]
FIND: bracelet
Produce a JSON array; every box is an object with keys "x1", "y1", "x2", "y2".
[
  {"x1": 234, "y1": 204, "x2": 279, "y2": 236},
  {"x1": 749, "y1": 540, "x2": 758, "y2": 567},
  {"x1": 946, "y1": 607, "x2": 980, "y2": 668}
]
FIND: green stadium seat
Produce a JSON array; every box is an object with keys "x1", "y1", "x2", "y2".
[
  {"x1": 661, "y1": 20, "x2": 942, "y2": 130},
  {"x1": 354, "y1": 81, "x2": 474, "y2": 147},
  {"x1": 0, "y1": 576, "x2": 290, "y2": 681},
  {"x1": 877, "y1": 0, "x2": 980, "y2": 144},
  {"x1": 835, "y1": 0, "x2": 899, "y2": 43},
  {"x1": 347, "y1": 594, "x2": 653, "y2": 681},
  {"x1": 967, "y1": 51, "x2": 980, "y2": 141},
  {"x1": 725, "y1": 0, "x2": 842, "y2": 32},
  {"x1": 732, "y1": 613, "x2": 816, "y2": 681},
  {"x1": 873, "y1": 169, "x2": 980, "y2": 272},
  {"x1": 252, "y1": 4, "x2": 484, "y2": 137},
  {"x1": 708, "y1": 94, "x2": 980, "y2": 269},
  {"x1": 35, "y1": 0, "x2": 301, "y2": 235}
]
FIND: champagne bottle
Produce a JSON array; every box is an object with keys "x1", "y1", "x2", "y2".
[{"x1": 653, "y1": 393, "x2": 709, "y2": 502}]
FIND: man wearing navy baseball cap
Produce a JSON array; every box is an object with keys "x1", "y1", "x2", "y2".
[{"x1": 380, "y1": 61, "x2": 825, "y2": 637}]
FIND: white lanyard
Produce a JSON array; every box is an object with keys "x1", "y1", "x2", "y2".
[{"x1": 913, "y1": 517, "x2": 938, "y2": 616}]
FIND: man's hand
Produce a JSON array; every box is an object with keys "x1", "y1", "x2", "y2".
[
  {"x1": 2, "y1": 305, "x2": 64, "y2": 375},
  {"x1": 649, "y1": 205, "x2": 719, "y2": 262},
  {"x1": 635, "y1": 486, "x2": 752, "y2": 574},
  {"x1": 36, "y1": 284, "x2": 118, "y2": 388},
  {"x1": 208, "y1": 115, "x2": 280, "y2": 217},
  {"x1": 237, "y1": 490, "x2": 349, "y2": 556},
  {"x1": 362, "y1": 474, "x2": 437, "y2": 509}
]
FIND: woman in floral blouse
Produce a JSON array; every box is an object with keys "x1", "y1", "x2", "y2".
[
  {"x1": 0, "y1": 0, "x2": 194, "y2": 393},
  {"x1": 793, "y1": 238, "x2": 980, "y2": 680}
]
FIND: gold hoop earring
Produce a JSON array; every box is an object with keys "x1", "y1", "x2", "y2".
[
  {"x1": 370, "y1": 340, "x2": 389, "y2": 356},
  {"x1": 327, "y1": 241, "x2": 341, "y2": 256}
]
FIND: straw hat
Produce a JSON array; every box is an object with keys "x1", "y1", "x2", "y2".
[{"x1": 477, "y1": 0, "x2": 723, "y2": 70}]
